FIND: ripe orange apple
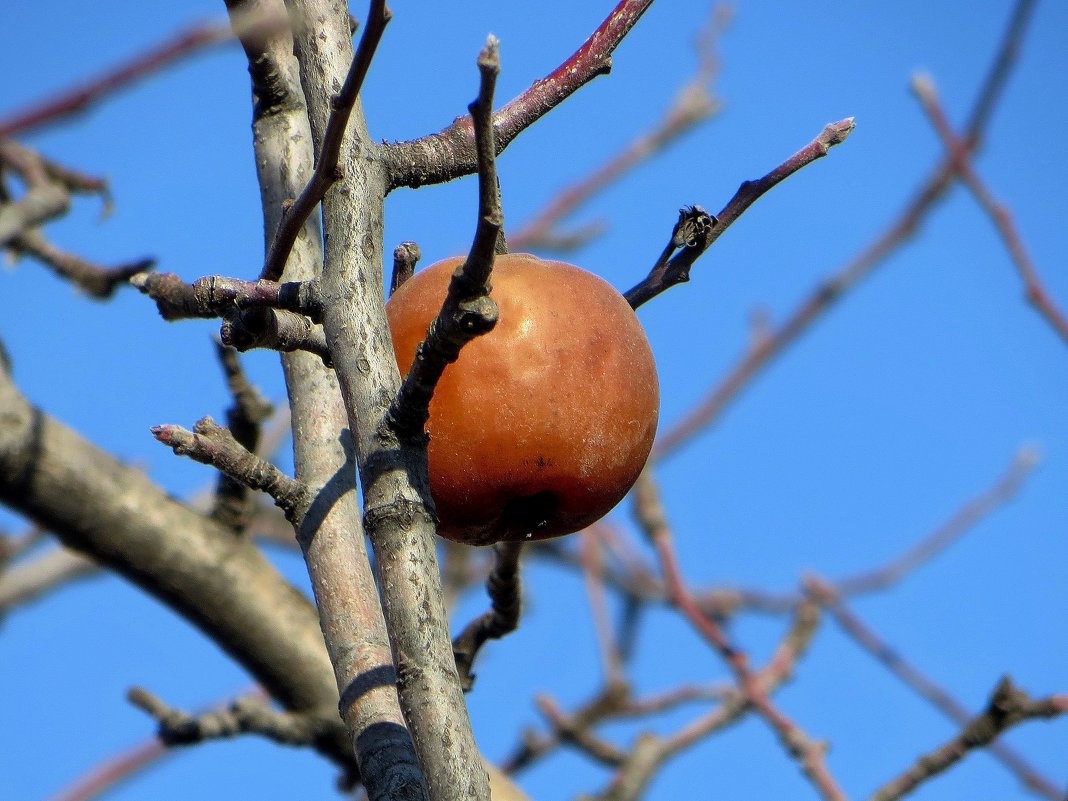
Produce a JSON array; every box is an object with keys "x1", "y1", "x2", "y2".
[{"x1": 386, "y1": 253, "x2": 659, "y2": 545}]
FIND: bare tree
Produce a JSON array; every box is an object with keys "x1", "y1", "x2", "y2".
[{"x1": 1, "y1": 2, "x2": 1065, "y2": 801}]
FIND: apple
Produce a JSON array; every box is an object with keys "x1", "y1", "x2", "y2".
[{"x1": 387, "y1": 253, "x2": 659, "y2": 545}]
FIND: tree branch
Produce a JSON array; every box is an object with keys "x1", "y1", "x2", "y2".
[
  {"x1": 0, "y1": 365, "x2": 351, "y2": 767},
  {"x1": 387, "y1": 36, "x2": 503, "y2": 442},
  {"x1": 912, "y1": 73, "x2": 1068, "y2": 346},
  {"x1": 807, "y1": 575, "x2": 1067, "y2": 801},
  {"x1": 624, "y1": 117, "x2": 855, "y2": 309},
  {"x1": 634, "y1": 467, "x2": 847, "y2": 801},
  {"x1": 259, "y1": 0, "x2": 391, "y2": 282},
  {"x1": 384, "y1": 0, "x2": 655, "y2": 191},
  {"x1": 652, "y1": 0, "x2": 1038, "y2": 459},
  {"x1": 128, "y1": 686, "x2": 338, "y2": 749},
  {"x1": 288, "y1": 1, "x2": 484, "y2": 798},
  {"x1": 227, "y1": 2, "x2": 420, "y2": 797},
  {"x1": 452, "y1": 541, "x2": 523, "y2": 691},
  {"x1": 510, "y1": 5, "x2": 726, "y2": 251},
  {"x1": 868, "y1": 677, "x2": 1068, "y2": 801}
]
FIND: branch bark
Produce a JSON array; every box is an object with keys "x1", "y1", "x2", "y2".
[
  {"x1": 0, "y1": 365, "x2": 350, "y2": 765},
  {"x1": 286, "y1": 2, "x2": 488, "y2": 799},
  {"x1": 226, "y1": 1, "x2": 421, "y2": 798}
]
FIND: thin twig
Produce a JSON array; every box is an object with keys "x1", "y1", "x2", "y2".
[
  {"x1": 634, "y1": 468, "x2": 847, "y2": 801},
  {"x1": 912, "y1": 74, "x2": 1068, "y2": 346},
  {"x1": 259, "y1": 1, "x2": 391, "y2": 281},
  {"x1": 46, "y1": 737, "x2": 170, "y2": 801},
  {"x1": 387, "y1": 36, "x2": 503, "y2": 442},
  {"x1": 210, "y1": 343, "x2": 274, "y2": 532},
  {"x1": 385, "y1": 0, "x2": 656, "y2": 191},
  {"x1": 582, "y1": 529, "x2": 625, "y2": 687},
  {"x1": 807, "y1": 576, "x2": 1067, "y2": 801},
  {"x1": 128, "y1": 686, "x2": 336, "y2": 748},
  {"x1": 390, "y1": 241, "x2": 421, "y2": 295},
  {"x1": 9, "y1": 229, "x2": 152, "y2": 298},
  {"x1": 509, "y1": 5, "x2": 727, "y2": 251},
  {"x1": 0, "y1": 24, "x2": 235, "y2": 137},
  {"x1": 653, "y1": 0, "x2": 1038, "y2": 458},
  {"x1": 624, "y1": 117, "x2": 855, "y2": 309},
  {"x1": 152, "y1": 417, "x2": 310, "y2": 520},
  {"x1": 868, "y1": 677, "x2": 1068, "y2": 801},
  {"x1": 452, "y1": 541, "x2": 524, "y2": 691}
]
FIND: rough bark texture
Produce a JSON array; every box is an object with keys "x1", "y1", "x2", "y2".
[
  {"x1": 0, "y1": 367, "x2": 349, "y2": 763},
  {"x1": 285, "y1": 2, "x2": 490, "y2": 799},
  {"x1": 229, "y1": 0, "x2": 423, "y2": 797}
]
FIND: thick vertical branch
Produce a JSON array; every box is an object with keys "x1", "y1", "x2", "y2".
[
  {"x1": 226, "y1": 0, "x2": 420, "y2": 797},
  {"x1": 286, "y1": 2, "x2": 489, "y2": 800}
]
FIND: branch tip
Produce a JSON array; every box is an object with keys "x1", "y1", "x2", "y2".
[{"x1": 479, "y1": 34, "x2": 501, "y2": 70}]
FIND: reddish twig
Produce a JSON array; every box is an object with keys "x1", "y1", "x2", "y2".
[
  {"x1": 652, "y1": 0, "x2": 1038, "y2": 459},
  {"x1": 912, "y1": 74, "x2": 1068, "y2": 346},
  {"x1": 509, "y1": 6, "x2": 727, "y2": 251},
  {"x1": 46, "y1": 737, "x2": 171, "y2": 801},
  {"x1": 582, "y1": 528, "x2": 625, "y2": 686},
  {"x1": 259, "y1": 1, "x2": 391, "y2": 281},
  {"x1": 0, "y1": 24, "x2": 233, "y2": 138},
  {"x1": 835, "y1": 446, "x2": 1038, "y2": 596},
  {"x1": 634, "y1": 469, "x2": 847, "y2": 801},
  {"x1": 385, "y1": 0, "x2": 656, "y2": 191}
]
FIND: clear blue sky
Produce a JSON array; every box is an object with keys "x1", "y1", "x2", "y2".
[{"x1": 2, "y1": 2, "x2": 1065, "y2": 800}]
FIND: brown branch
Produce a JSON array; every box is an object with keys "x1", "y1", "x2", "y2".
[
  {"x1": 653, "y1": 0, "x2": 1038, "y2": 459},
  {"x1": 912, "y1": 74, "x2": 1068, "y2": 346},
  {"x1": 390, "y1": 240, "x2": 421, "y2": 295},
  {"x1": 565, "y1": 600, "x2": 821, "y2": 801},
  {"x1": 46, "y1": 737, "x2": 170, "y2": 801},
  {"x1": 634, "y1": 468, "x2": 847, "y2": 801},
  {"x1": 807, "y1": 576, "x2": 1067, "y2": 801},
  {"x1": 452, "y1": 541, "x2": 524, "y2": 691},
  {"x1": 692, "y1": 444, "x2": 1042, "y2": 616},
  {"x1": 292, "y1": 0, "x2": 483, "y2": 796},
  {"x1": 385, "y1": 0, "x2": 656, "y2": 191},
  {"x1": 387, "y1": 36, "x2": 503, "y2": 442},
  {"x1": 128, "y1": 686, "x2": 338, "y2": 748},
  {"x1": 0, "y1": 141, "x2": 70, "y2": 245},
  {"x1": 8, "y1": 229, "x2": 152, "y2": 298},
  {"x1": 231, "y1": 2, "x2": 423, "y2": 796},
  {"x1": 582, "y1": 529, "x2": 625, "y2": 686},
  {"x1": 534, "y1": 450, "x2": 1037, "y2": 623},
  {"x1": 221, "y1": 307, "x2": 331, "y2": 364},
  {"x1": 624, "y1": 117, "x2": 855, "y2": 309},
  {"x1": 0, "y1": 367, "x2": 352, "y2": 767},
  {"x1": 152, "y1": 417, "x2": 310, "y2": 521},
  {"x1": 210, "y1": 344, "x2": 275, "y2": 532},
  {"x1": 130, "y1": 272, "x2": 321, "y2": 320},
  {"x1": 259, "y1": 1, "x2": 392, "y2": 281},
  {"x1": 868, "y1": 678, "x2": 1068, "y2": 801},
  {"x1": 0, "y1": 546, "x2": 97, "y2": 616},
  {"x1": 836, "y1": 446, "x2": 1038, "y2": 595},
  {"x1": 509, "y1": 5, "x2": 726, "y2": 252}
]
